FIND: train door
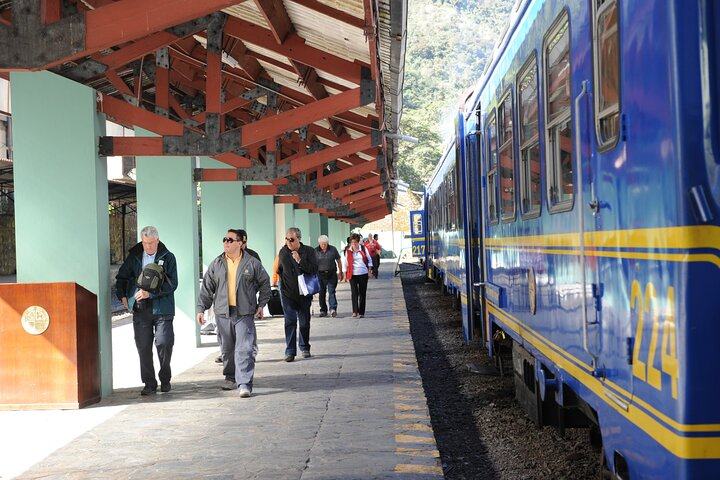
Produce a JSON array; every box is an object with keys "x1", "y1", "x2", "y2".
[
  {"x1": 466, "y1": 107, "x2": 486, "y2": 345},
  {"x1": 455, "y1": 112, "x2": 473, "y2": 343},
  {"x1": 579, "y1": 0, "x2": 621, "y2": 381}
]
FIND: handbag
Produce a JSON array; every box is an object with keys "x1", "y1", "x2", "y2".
[
  {"x1": 298, "y1": 272, "x2": 321, "y2": 296},
  {"x1": 292, "y1": 254, "x2": 320, "y2": 296}
]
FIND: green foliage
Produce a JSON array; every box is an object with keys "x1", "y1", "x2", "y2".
[{"x1": 399, "y1": 0, "x2": 513, "y2": 190}]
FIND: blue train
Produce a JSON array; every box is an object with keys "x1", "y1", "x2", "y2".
[{"x1": 423, "y1": 0, "x2": 720, "y2": 478}]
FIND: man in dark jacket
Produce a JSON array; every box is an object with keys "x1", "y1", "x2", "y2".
[
  {"x1": 276, "y1": 227, "x2": 318, "y2": 362},
  {"x1": 116, "y1": 226, "x2": 178, "y2": 396}
]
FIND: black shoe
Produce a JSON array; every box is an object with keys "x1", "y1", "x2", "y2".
[
  {"x1": 302, "y1": 350, "x2": 311, "y2": 358},
  {"x1": 284, "y1": 354, "x2": 295, "y2": 362},
  {"x1": 215, "y1": 355, "x2": 223, "y2": 364},
  {"x1": 160, "y1": 383, "x2": 171, "y2": 393},
  {"x1": 140, "y1": 386, "x2": 157, "y2": 396},
  {"x1": 318, "y1": 311, "x2": 328, "y2": 317}
]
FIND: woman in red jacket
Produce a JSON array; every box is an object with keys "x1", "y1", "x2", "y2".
[{"x1": 345, "y1": 233, "x2": 372, "y2": 318}]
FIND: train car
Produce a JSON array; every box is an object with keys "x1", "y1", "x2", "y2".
[{"x1": 424, "y1": 0, "x2": 720, "y2": 478}]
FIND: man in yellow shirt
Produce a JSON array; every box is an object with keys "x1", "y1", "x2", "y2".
[{"x1": 197, "y1": 229, "x2": 271, "y2": 398}]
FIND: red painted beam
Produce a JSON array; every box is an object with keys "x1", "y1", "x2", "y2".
[
  {"x1": 275, "y1": 196, "x2": 301, "y2": 204},
  {"x1": 253, "y1": 0, "x2": 293, "y2": 44},
  {"x1": 246, "y1": 185, "x2": 279, "y2": 195},
  {"x1": 317, "y1": 160, "x2": 377, "y2": 188},
  {"x1": 41, "y1": 0, "x2": 62, "y2": 25},
  {"x1": 205, "y1": 49, "x2": 222, "y2": 115},
  {"x1": 200, "y1": 169, "x2": 238, "y2": 182},
  {"x1": 212, "y1": 153, "x2": 252, "y2": 168},
  {"x1": 110, "y1": 137, "x2": 164, "y2": 156},
  {"x1": 155, "y1": 63, "x2": 170, "y2": 113},
  {"x1": 290, "y1": 136, "x2": 373, "y2": 175},
  {"x1": 224, "y1": 17, "x2": 367, "y2": 84},
  {"x1": 290, "y1": 0, "x2": 364, "y2": 29},
  {"x1": 352, "y1": 197, "x2": 387, "y2": 214},
  {"x1": 343, "y1": 185, "x2": 383, "y2": 204},
  {"x1": 105, "y1": 69, "x2": 133, "y2": 97},
  {"x1": 240, "y1": 87, "x2": 366, "y2": 147},
  {"x1": 332, "y1": 175, "x2": 380, "y2": 198},
  {"x1": 84, "y1": 0, "x2": 241, "y2": 53},
  {"x1": 99, "y1": 94, "x2": 184, "y2": 136}
]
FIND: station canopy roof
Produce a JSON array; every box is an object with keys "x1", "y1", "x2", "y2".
[{"x1": 0, "y1": 0, "x2": 408, "y2": 224}]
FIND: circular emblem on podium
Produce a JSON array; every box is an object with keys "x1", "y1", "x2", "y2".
[
  {"x1": 528, "y1": 267, "x2": 537, "y2": 315},
  {"x1": 21, "y1": 306, "x2": 50, "y2": 335}
]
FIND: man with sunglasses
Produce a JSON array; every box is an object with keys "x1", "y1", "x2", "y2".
[
  {"x1": 197, "y1": 229, "x2": 271, "y2": 398},
  {"x1": 275, "y1": 227, "x2": 319, "y2": 361}
]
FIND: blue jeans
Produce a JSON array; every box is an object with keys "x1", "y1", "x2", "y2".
[
  {"x1": 282, "y1": 293, "x2": 312, "y2": 355},
  {"x1": 318, "y1": 273, "x2": 338, "y2": 313}
]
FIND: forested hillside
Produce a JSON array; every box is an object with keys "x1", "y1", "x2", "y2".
[{"x1": 398, "y1": 0, "x2": 513, "y2": 190}]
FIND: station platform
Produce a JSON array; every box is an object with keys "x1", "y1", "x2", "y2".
[{"x1": 0, "y1": 270, "x2": 443, "y2": 479}]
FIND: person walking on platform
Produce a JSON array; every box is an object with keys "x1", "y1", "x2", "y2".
[
  {"x1": 346, "y1": 233, "x2": 372, "y2": 318},
  {"x1": 116, "y1": 226, "x2": 178, "y2": 396},
  {"x1": 197, "y1": 229, "x2": 271, "y2": 398},
  {"x1": 276, "y1": 227, "x2": 318, "y2": 361},
  {"x1": 364, "y1": 234, "x2": 382, "y2": 279},
  {"x1": 315, "y1": 235, "x2": 343, "y2": 318},
  {"x1": 213, "y1": 230, "x2": 262, "y2": 365}
]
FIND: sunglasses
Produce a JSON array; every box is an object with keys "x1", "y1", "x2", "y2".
[
  {"x1": 285, "y1": 237, "x2": 296, "y2": 243},
  {"x1": 223, "y1": 237, "x2": 241, "y2": 243}
]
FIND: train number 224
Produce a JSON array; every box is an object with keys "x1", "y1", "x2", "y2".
[{"x1": 631, "y1": 280, "x2": 678, "y2": 399}]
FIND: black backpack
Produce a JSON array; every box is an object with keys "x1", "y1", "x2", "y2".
[{"x1": 136, "y1": 260, "x2": 165, "y2": 294}]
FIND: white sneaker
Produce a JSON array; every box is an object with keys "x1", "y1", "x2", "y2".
[{"x1": 239, "y1": 386, "x2": 252, "y2": 398}]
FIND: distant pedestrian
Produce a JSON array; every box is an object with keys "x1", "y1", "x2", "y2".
[
  {"x1": 346, "y1": 233, "x2": 372, "y2": 318},
  {"x1": 197, "y1": 229, "x2": 271, "y2": 398},
  {"x1": 276, "y1": 227, "x2": 319, "y2": 361},
  {"x1": 116, "y1": 226, "x2": 178, "y2": 396},
  {"x1": 315, "y1": 235, "x2": 343, "y2": 318},
  {"x1": 365, "y1": 234, "x2": 382, "y2": 279}
]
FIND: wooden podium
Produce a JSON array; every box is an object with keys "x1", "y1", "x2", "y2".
[{"x1": 0, "y1": 282, "x2": 100, "y2": 409}]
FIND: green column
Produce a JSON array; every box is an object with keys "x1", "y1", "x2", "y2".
[
  {"x1": 11, "y1": 71, "x2": 112, "y2": 395},
  {"x1": 244, "y1": 188, "x2": 275, "y2": 270},
  {"x1": 320, "y1": 216, "x2": 329, "y2": 236},
  {"x1": 136, "y1": 129, "x2": 200, "y2": 346},
  {"x1": 199, "y1": 157, "x2": 245, "y2": 270},
  {"x1": 294, "y1": 208, "x2": 311, "y2": 245},
  {"x1": 308, "y1": 212, "x2": 321, "y2": 247}
]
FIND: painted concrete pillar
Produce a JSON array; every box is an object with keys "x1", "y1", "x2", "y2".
[
  {"x1": 308, "y1": 212, "x2": 321, "y2": 247},
  {"x1": 244, "y1": 190, "x2": 275, "y2": 270},
  {"x1": 10, "y1": 71, "x2": 113, "y2": 394},
  {"x1": 199, "y1": 157, "x2": 245, "y2": 271},
  {"x1": 294, "y1": 208, "x2": 311, "y2": 245},
  {"x1": 135, "y1": 129, "x2": 200, "y2": 346},
  {"x1": 320, "y1": 216, "x2": 328, "y2": 236}
]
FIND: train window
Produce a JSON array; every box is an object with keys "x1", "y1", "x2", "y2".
[
  {"x1": 498, "y1": 91, "x2": 516, "y2": 221},
  {"x1": 448, "y1": 171, "x2": 456, "y2": 230},
  {"x1": 544, "y1": 12, "x2": 574, "y2": 211},
  {"x1": 518, "y1": 56, "x2": 541, "y2": 218},
  {"x1": 593, "y1": 0, "x2": 620, "y2": 148},
  {"x1": 486, "y1": 112, "x2": 499, "y2": 225}
]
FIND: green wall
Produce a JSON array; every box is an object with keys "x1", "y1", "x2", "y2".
[
  {"x1": 293, "y1": 208, "x2": 311, "y2": 247},
  {"x1": 308, "y1": 212, "x2": 321, "y2": 247},
  {"x1": 11, "y1": 71, "x2": 113, "y2": 394}
]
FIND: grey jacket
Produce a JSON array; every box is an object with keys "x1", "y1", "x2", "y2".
[{"x1": 197, "y1": 252, "x2": 271, "y2": 317}]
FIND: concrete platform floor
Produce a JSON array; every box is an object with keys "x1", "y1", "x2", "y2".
[{"x1": 0, "y1": 272, "x2": 442, "y2": 479}]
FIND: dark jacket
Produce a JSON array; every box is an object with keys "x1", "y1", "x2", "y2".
[
  {"x1": 276, "y1": 243, "x2": 318, "y2": 301},
  {"x1": 197, "y1": 252, "x2": 271, "y2": 317},
  {"x1": 116, "y1": 241, "x2": 178, "y2": 316}
]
